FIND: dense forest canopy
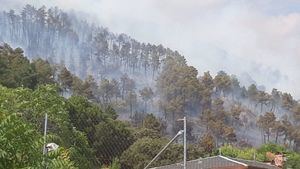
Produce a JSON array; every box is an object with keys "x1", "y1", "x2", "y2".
[
  {"x1": 0, "y1": 5, "x2": 181, "y2": 81},
  {"x1": 0, "y1": 4, "x2": 300, "y2": 169}
]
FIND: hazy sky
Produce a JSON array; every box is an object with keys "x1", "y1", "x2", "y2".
[{"x1": 1, "y1": 0, "x2": 300, "y2": 99}]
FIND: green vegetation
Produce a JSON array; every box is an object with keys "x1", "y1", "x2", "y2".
[
  {"x1": 0, "y1": 43, "x2": 204, "y2": 169},
  {"x1": 0, "y1": 85, "x2": 83, "y2": 168},
  {"x1": 220, "y1": 144, "x2": 300, "y2": 168},
  {"x1": 1, "y1": 41, "x2": 300, "y2": 169},
  {"x1": 120, "y1": 138, "x2": 203, "y2": 169},
  {"x1": 1, "y1": 4, "x2": 300, "y2": 169}
]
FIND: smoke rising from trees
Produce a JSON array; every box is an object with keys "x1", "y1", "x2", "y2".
[{"x1": 2, "y1": 0, "x2": 299, "y2": 98}]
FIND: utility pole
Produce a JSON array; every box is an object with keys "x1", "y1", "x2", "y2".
[
  {"x1": 177, "y1": 117, "x2": 187, "y2": 169},
  {"x1": 183, "y1": 116, "x2": 187, "y2": 169},
  {"x1": 43, "y1": 113, "x2": 48, "y2": 168},
  {"x1": 144, "y1": 130, "x2": 184, "y2": 169}
]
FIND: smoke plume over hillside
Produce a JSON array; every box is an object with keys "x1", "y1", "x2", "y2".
[{"x1": 3, "y1": 0, "x2": 298, "y2": 98}]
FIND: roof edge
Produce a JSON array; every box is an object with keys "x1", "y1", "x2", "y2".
[
  {"x1": 229, "y1": 157, "x2": 281, "y2": 169},
  {"x1": 219, "y1": 155, "x2": 248, "y2": 167}
]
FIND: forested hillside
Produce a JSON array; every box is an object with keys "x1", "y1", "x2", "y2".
[
  {"x1": 1, "y1": 4, "x2": 300, "y2": 169},
  {"x1": 0, "y1": 5, "x2": 180, "y2": 81}
]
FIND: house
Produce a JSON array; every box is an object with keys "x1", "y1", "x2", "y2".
[{"x1": 150, "y1": 155, "x2": 280, "y2": 169}]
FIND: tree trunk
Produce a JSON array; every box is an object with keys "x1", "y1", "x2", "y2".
[{"x1": 144, "y1": 101, "x2": 147, "y2": 113}]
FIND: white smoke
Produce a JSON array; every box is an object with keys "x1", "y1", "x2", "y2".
[{"x1": 1, "y1": 0, "x2": 300, "y2": 98}]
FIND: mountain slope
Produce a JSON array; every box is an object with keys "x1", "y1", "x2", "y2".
[
  {"x1": 1, "y1": 5, "x2": 300, "y2": 150},
  {"x1": 0, "y1": 5, "x2": 182, "y2": 84}
]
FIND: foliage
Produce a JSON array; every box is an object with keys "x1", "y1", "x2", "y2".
[
  {"x1": 254, "y1": 143, "x2": 300, "y2": 165},
  {"x1": 236, "y1": 148, "x2": 257, "y2": 160},
  {"x1": 139, "y1": 87, "x2": 154, "y2": 113},
  {"x1": 143, "y1": 113, "x2": 164, "y2": 133},
  {"x1": 285, "y1": 152, "x2": 300, "y2": 169},
  {"x1": 58, "y1": 67, "x2": 73, "y2": 90},
  {"x1": 157, "y1": 56, "x2": 200, "y2": 121},
  {"x1": 1, "y1": 6, "x2": 300, "y2": 167},
  {"x1": 213, "y1": 71, "x2": 232, "y2": 96},
  {"x1": 219, "y1": 143, "x2": 300, "y2": 165},
  {"x1": 257, "y1": 143, "x2": 286, "y2": 155},
  {"x1": 220, "y1": 145, "x2": 239, "y2": 158},
  {"x1": 133, "y1": 128, "x2": 161, "y2": 139},
  {"x1": 0, "y1": 85, "x2": 94, "y2": 168},
  {"x1": 32, "y1": 58, "x2": 55, "y2": 85},
  {"x1": 0, "y1": 113, "x2": 42, "y2": 168},
  {"x1": 120, "y1": 137, "x2": 204, "y2": 169},
  {"x1": 93, "y1": 119, "x2": 135, "y2": 164},
  {"x1": 220, "y1": 144, "x2": 265, "y2": 162},
  {"x1": 46, "y1": 148, "x2": 78, "y2": 169},
  {"x1": 0, "y1": 111, "x2": 77, "y2": 169},
  {"x1": 120, "y1": 138, "x2": 183, "y2": 169},
  {"x1": 0, "y1": 44, "x2": 37, "y2": 88},
  {"x1": 0, "y1": 44, "x2": 55, "y2": 89},
  {"x1": 257, "y1": 112, "x2": 276, "y2": 143},
  {"x1": 198, "y1": 133, "x2": 215, "y2": 154},
  {"x1": 107, "y1": 158, "x2": 121, "y2": 169}
]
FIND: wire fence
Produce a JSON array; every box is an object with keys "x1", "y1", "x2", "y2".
[
  {"x1": 40, "y1": 113, "x2": 284, "y2": 169},
  {"x1": 41, "y1": 113, "x2": 196, "y2": 169}
]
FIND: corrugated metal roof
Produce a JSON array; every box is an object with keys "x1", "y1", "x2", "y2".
[
  {"x1": 231, "y1": 158, "x2": 280, "y2": 169},
  {"x1": 150, "y1": 156, "x2": 280, "y2": 169},
  {"x1": 150, "y1": 156, "x2": 245, "y2": 169}
]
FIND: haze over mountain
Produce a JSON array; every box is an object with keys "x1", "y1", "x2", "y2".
[
  {"x1": 1, "y1": 1, "x2": 300, "y2": 168},
  {"x1": 1, "y1": 0, "x2": 299, "y2": 99}
]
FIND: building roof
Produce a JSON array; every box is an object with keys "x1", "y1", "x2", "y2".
[
  {"x1": 150, "y1": 156, "x2": 280, "y2": 169},
  {"x1": 231, "y1": 158, "x2": 281, "y2": 169}
]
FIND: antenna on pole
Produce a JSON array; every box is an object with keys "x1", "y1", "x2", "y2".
[
  {"x1": 43, "y1": 113, "x2": 48, "y2": 168},
  {"x1": 183, "y1": 116, "x2": 187, "y2": 169},
  {"x1": 144, "y1": 130, "x2": 184, "y2": 169},
  {"x1": 177, "y1": 117, "x2": 187, "y2": 169}
]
